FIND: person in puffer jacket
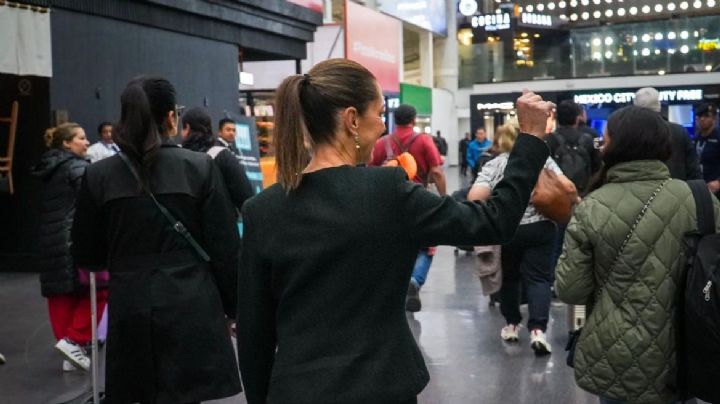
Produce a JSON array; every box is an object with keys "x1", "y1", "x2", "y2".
[
  {"x1": 32, "y1": 123, "x2": 107, "y2": 372},
  {"x1": 555, "y1": 106, "x2": 720, "y2": 404}
]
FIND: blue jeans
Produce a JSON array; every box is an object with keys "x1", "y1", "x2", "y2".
[
  {"x1": 499, "y1": 221, "x2": 556, "y2": 332},
  {"x1": 411, "y1": 248, "x2": 433, "y2": 288}
]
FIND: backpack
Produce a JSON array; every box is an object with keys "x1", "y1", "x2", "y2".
[
  {"x1": 433, "y1": 136, "x2": 448, "y2": 156},
  {"x1": 383, "y1": 133, "x2": 425, "y2": 184},
  {"x1": 551, "y1": 132, "x2": 592, "y2": 192},
  {"x1": 677, "y1": 180, "x2": 720, "y2": 403}
]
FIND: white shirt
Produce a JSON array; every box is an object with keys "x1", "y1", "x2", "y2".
[
  {"x1": 87, "y1": 141, "x2": 119, "y2": 163},
  {"x1": 474, "y1": 153, "x2": 563, "y2": 225}
]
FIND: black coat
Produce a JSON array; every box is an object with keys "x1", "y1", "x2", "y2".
[
  {"x1": 238, "y1": 134, "x2": 549, "y2": 404},
  {"x1": 32, "y1": 148, "x2": 89, "y2": 297},
  {"x1": 71, "y1": 144, "x2": 241, "y2": 404},
  {"x1": 210, "y1": 147, "x2": 254, "y2": 213},
  {"x1": 666, "y1": 121, "x2": 702, "y2": 180}
]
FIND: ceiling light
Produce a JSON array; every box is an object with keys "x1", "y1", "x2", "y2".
[
  {"x1": 680, "y1": 1, "x2": 689, "y2": 9},
  {"x1": 668, "y1": 2, "x2": 677, "y2": 10},
  {"x1": 527, "y1": 5, "x2": 534, "y2": 12},
  {"x1": 668, "y1": 48, "x2": 676, "y2": 54},
  {"x1": 632, "y1": 35, "x2": 638, "y2": 42},
  {"x1": 642, "y1": 48, "x2": 651, "y2": 56},
  {"x1": 694, "y1": 0, "x2": 702, "y2": 8},
  {"x1": 655, "y1": 33, "x2": 664, "y2": 40},
  {"x1": 559, "y1": 1, "x2": 567, "y2": 7},
  {"x1": 681, "y1": 45, "x2": 690, "y2": 53},
  {"x1": 570, "y1": 13, "x2": 578, "y2": 20},
  {"x1": 642, "y1": 5, "x2": 651, "y2": 13},
  {"x1": 548, "y1": 2, "x2": 556, "y2": 11},
  {"x1": 592, "y1": 52, "x2": 602, "y2": 60},
  {"x1": 537, "y1": 4, "x2": 545, "y2": 11},
  {"x1": 594, "y1": 10, "x2": 601, "y2": 18},
  {"x1": 605, "y1": 51, "x2": 613, "y2": 59},
  {"x1": 659, "y1": 70, "x2": 666, "y2": 75},
  {"x1": 655, "y1": 4, "x2": 664, "y2": 12},
  {"x1": 570, "y1": 0, "x2": 578, "y2": 6},
  {"x1": 655, "y1": 49, "x2": 662, "y2": 55},
  {"x1": 618, "y1": 7, "x2": 626, "y2": 16},
  {"x1": 581, "y1": 0, "x2": 589, "y2": 5},
  {"x1": 706, "y1": 65, "x2": 713, "y2": 72},
  {"x1": 605, "y1": 37, "x2": 614, "y2": 45},
  {"x1": 633, "y1": 50, "x2": 638, "y2": 56},
  {"x1": 593, "y1": 37, "x2": 602, "y2": 46},
  {"x1": 605, "y1": 9, "x2": 613, "y2": 17},
  {"x1": 668, "y1": 32, "x2": 676, "y2": 39},
  {"x1": 694, "y1": 30, "x2": 700, "y2": 37},
  {"x1": 582, "y1": 11, "x2": 590, "y2": 19},
  {"x1": 593, "y1": 0, "x2": 601, "y2": 4},
  {"x1": 630, "y1": 6, "x2": 638, "y2": 15},
  {"x1": 709, "y1": 0, "x2": 717, "y2": 6},
  {"x1": 681, "y1": 31, "x2": 689, "y2": 39},
  {"x1": 642, "y1": 34, "x2": 651, "y2": 42}
]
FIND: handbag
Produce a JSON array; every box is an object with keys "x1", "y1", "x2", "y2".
[
  {"x1": 565, "y1": 179, "x2": 669, "y2": 368},
  {"x1": 531, "y1": 168, "x2": 579, "y2": 225}
]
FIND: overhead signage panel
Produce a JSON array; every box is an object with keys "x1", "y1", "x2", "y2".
[
  {"x1": 378, "y1": 0, "x2": 448, "y2": 36},
  {"x1": 574, "y1": 88, "x2": 704, "y2": 105}
]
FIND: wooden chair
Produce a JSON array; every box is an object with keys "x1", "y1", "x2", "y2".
[{"x1": 0, "y1": 101, "x2": 19, "y2": 195}]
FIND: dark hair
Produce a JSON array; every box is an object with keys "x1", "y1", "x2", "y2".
[
  {"x1": 181, "y1": 107, "x2": 214, "y2": 152},
  {"x1": 589, "y1": 105, "x2": 672, "y2": 192},
  {"x1": 45, "y1": 122, "x2": 82, "y2": 149},
  {"x1": 394, "y1": 104, "x2": 417, "y2": 126},
  {"x1": 97, "y1": 122, "x2": 112, "y2": 135},
  {"x1": 113, "y1": 76, "x2": 176, "y2": 188},
  {"x1": 274, "y1": 58, "x2": 379, "y2": 190},
  {"x1": 556, "y1": 100, "x2": 580, "y2": 126},
  {"x1": 218, "y1": 118, "x2": 235, "y2": 131},
  {"x1": 696, "y1": 103, "x2": 718, "y2": 117}
]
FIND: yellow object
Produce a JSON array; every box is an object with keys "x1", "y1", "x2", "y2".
[{"x1": 260, "y1": 157, "x2": 277, "y2": 189}]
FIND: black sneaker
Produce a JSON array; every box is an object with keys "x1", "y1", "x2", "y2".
[{"x1": 405, "y1": 282, "x2": 421, "y2": 312}]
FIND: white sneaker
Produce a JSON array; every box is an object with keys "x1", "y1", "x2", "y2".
[
  {"x1": 55, "y1": 338, "x2": 90, "y2": 371},
  {"x1": 530, "y1": 329, "x2": 552, "y2": 355},
  {"x1": 501, "y1": 324, "x2": 521, "y2": 342},
  {"x1": 62, "y1": 360, "x2": 77, "y2": 372}
]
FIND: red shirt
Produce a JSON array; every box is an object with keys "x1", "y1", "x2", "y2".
[{"x1": 369, "y1": 126, "x2": 442, "y2": 184}]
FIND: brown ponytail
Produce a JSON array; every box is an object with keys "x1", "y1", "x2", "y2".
[
  {"x1": 44, "y1": 123, "x2": 81, "y2": 149},
  {"x1": 274, "y1": 59, "x2": 379, "y2": 191},
  {"x1": 275, "y1": 75, "x2": 310, "y2": 190}
]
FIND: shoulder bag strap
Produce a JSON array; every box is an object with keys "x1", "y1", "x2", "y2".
[
  {"x1": 688, "y1": 179, "x2": 716, "y2": 236},
  {"x1": 384, "y1": 135, "x2": 395, "y2": 160},
  {"x1": 118, "y1": 153, "x2": 210, "y2": 262}
]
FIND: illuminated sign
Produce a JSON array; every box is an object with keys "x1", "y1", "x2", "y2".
[
  {"x1": 520, "y1": 13, "x2": 553, "y2": 27},
  {"x1": 699, "y1": 38, "x2": 720, "y2": 51},
  {"x1": 458, "y1": 0, "x2": 478, "y2": 17},
  {"x1": 387, "y1": 97, "x2": 400, "y2": 109},
  {"x1": 574, "y1": 89, "x2": 704, "y2": 105},
  {"x1": 472, "y1": 13, "x2": 511, "y2": 31},
  {"x1": 477, "y1": 102, "x2": 515, "y2": 110}
]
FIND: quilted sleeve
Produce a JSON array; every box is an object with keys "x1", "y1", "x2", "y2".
[{"x1": 555, "y1": 200, "x2": 596, "y2": 304}]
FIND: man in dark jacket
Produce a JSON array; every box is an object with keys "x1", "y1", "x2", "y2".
[
  {"x1": 634, "y1": 87, "x2": 701, "y2": 180},
  {"x1": 216, "y1": 117, "x2": 241, "y2": 155},
  {"x1": 459, "y1": 132, "x2": 471, "y2": 176},
  {"x1": 695, "y1": 103, "x2": 720, "y2": 196},
  {"x1": 577, "y1": 106, "x2": 600, "y2": 139}
]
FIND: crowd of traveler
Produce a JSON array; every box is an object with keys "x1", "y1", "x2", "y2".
[{"x1": 32, "y1": 55, "x2": 720, "y2": 404}]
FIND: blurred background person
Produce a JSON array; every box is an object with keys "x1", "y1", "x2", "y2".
[
  {"x1": 216, "y1": 117, "x2": 241, "y2": 156},
  {"x1": 32, "y1": 123, "x2": 105, "y2": 372},
  {"x1": 87, "y1": 122, "x2": 119, "y2": 163},
  {"x1": 466, "y1": 127, "x2": 492, "y2": 179},
  {"x1": 459, "y1": 132, "x2": 471, "y2": 177},
  {"x1": 695, "y1": 103, "x2": 720, "y2": 196}
]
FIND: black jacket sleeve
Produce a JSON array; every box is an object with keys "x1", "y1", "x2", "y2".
[
  {"x1": 237, "y1": 210, "x2": 276, "y2": 404},
  {"x1": 71, "y1": 171, "x2": 108, "y2": 269},
  {"x1": 201, "y1": 159, "x2": 241, "y2": 318},
  {"x1": 399, "y1": 133, "x2": 549, "y2": 247},
  {"x1": 684, "y1": 133, "x2": 702, "y2": 180},
  {"x1": 215, "y1": 149, "x2": 254, "y2": 212}
]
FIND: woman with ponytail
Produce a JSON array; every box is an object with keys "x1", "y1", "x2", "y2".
[
  {"x1": 237, "y1": 58, "x2": 555, "y2": 404},
  {"x1": 71, "y1": 76, "x2": 242, "y2": 404},
  {"x1": 33, "y1": 123, "x2": 103, "y2": 372}
]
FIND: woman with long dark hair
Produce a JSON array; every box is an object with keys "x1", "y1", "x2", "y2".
[
  {"x1": 71, "y1": 76, "x2": 241, "y2": 404},
  {"x1": 556, "y1": 106, "x2": 720, "y2": 404},
  {"x1": 180, "y1": 107, "x2": 253, "y2": 212},
  {"x1": 237, "y1": 59, "x2": 555, "y2": 404},
  {"x1": 33, "y1": 123, "x2": 107, "y2": 372}
]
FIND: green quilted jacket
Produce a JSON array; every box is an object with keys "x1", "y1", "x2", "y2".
[{"x1": 555, "y1": 160, "x2": 720, "y2": 404}]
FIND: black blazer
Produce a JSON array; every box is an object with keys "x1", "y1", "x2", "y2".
[{"x1": 238, "y1": 134, "x2": 549, "y2": 404}]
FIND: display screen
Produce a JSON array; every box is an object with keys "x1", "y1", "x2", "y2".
[
  {"x1": 378, "y1": 0, "x2": 448, "y2": 35},
  {"x1": 669, "y1": 104, "x2": 695, "y2": 128}
]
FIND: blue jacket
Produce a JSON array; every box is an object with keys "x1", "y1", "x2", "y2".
[
  {"x1": 696, "y1": 127, "x2": 720, "y2": 185},
  {"x1": 466, "y1": 138, "x2": 492, "y2": 169}
]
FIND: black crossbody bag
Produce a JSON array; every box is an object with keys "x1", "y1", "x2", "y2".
[{"x1": 118, "y1": 153, "x2": 210, "y2": 262}]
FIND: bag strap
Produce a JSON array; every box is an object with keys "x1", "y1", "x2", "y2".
[
  {"x1": 688, "y1": 179, "x2": 716, "y2": 236},
  {"x1": 118, "y1": 153, "x2": 210, "y2": 262},
  {"x1": 384, "y1": 135, "x2": 395, "y2": 160},
  {"x1": 392, "y1": 132, "x2": 421, "y2": 153}
]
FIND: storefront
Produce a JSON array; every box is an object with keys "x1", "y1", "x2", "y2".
[{"x1": 469, "y1": 82, "x2": 720, "y2": 138}]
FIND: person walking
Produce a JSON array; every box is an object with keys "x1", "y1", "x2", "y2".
[
  {"x1": 32, "y1": 123, "x2": 107, "y2": 372},
  {"x1": 459, "y1": 132, "x2": 471, "y2": 176},
  {"x1": 466, "y1": 128, "x2": 492, "y2": 179},
  {"x1": 467, "y1": 123, "x2": 566, "y2": 355},
  {"x1": 71, "y1": 76, "x2": 241, "y2": 404},
  {"x1": 369, "y1": 104, "x2": 446, "y2": 312},
  {"x1": 180, "y1": 107, "x2": 254, "y2": 212},
  {"x1": 555, "y1": 105, "x2": 720, "y2": 404},
  {"x1": 237, "y1": 58, "x2": 555, "y2": 404}
]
